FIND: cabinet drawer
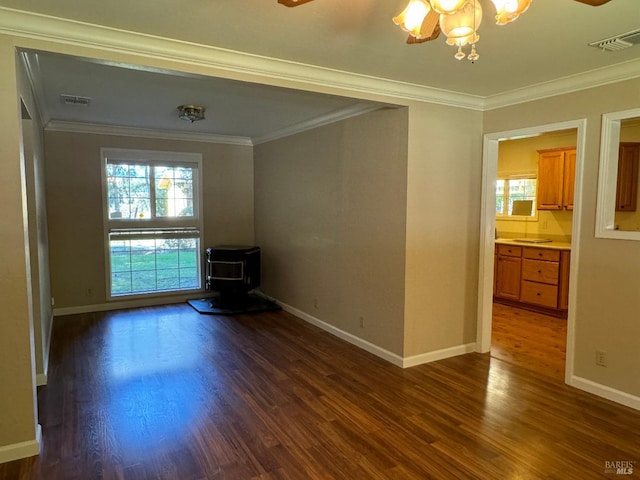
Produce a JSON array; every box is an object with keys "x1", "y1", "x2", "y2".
[
  {"x1": 523, "y1": 247, "x2": 560, "y2": 262},
  {"x1": 522, "y1": 259, "x2": 559, "y2": 285},
  {"x1": 521, "y1": 280, "x2": 558, "y2": 309},
  {"x1": 497, "y1": 245, "x2": 522, "y2": 257}
]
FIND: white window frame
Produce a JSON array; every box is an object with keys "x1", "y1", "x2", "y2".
[
  {"x1": 496, "y1": 174, "x2": 539, "y2": 221},
  {"x1": 101, "y1": 148, "x2": 204, "y2": 299}
]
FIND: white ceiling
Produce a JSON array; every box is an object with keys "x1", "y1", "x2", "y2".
[
  {"x1": 8, "y1": 0, "x2": 640, "y2": 141},
  {"x1": 23, "y1": 51, "x2": 382, "y2": 144}
]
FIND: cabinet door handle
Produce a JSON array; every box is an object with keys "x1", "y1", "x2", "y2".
[
  {"x1": 538, "y1": 253, "x2": 543, "y2": 257},
  {"x1": 538, "y1": 270, "x2": 542, "y2": 274},
  {"x1": 536, "y1": 292, "x2": 541, "y2": 296}
]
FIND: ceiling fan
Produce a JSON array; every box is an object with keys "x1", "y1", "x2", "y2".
[
  {"x1": 277, "y1": 0, "x2": 315, "y2": 6},
  {"x1": 277, "y1": 0, "x2": 614, "y2": 45},
  {"x1": 398, "y1": 0, "x2": 614, "y2": 45},
  {"x1": 278, "y1": 0, "x2": 613, "y2": 7}
]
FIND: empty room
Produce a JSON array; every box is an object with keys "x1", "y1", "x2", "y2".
[{"x1": 1, "y1": 0, "x2": 639, "y2": 478}]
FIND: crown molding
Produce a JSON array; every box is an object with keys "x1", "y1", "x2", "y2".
[
  {"x1": 45, "y1": 120, "x2": 253, "y2": 146},
  {"x1": 0, "y1": 7, "x2": 484, "y2": 111},
  {"x1": 484, "y1": 58, "x2": 640, "y2": 111},
  {"x1": 2, "y1": 7, "x2": 639, "y2": 115},
  {"x1": 45, "y1": 104, "x2": 384, "y2": 147},
  {"x1": 252, "y1": 103, "x2": 384, "y2": 145}
]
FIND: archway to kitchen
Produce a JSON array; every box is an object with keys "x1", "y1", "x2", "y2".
[{"x1": 476, "y1": 119, "x2": 587, "y2": 383}]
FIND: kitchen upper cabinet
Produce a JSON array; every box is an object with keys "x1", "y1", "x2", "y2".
[
  {"x1": 616, "y1": 143, "x2": 639, "y2": 212},
  {"x1": 537, "y1": 147, "x2": 576, "y2": 211},
  {"x1": 563, "y1": 149, "x2": 576, "y2": 210}
]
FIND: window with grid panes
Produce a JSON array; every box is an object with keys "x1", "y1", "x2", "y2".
[
  {"x1": 496, "y1": 177, "x2": 537, "y2": 217},
  {"x1": 102, "y1": 148, "x2": 202, "y2": 298}
]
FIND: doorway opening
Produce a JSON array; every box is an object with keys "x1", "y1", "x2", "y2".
[{"x1": 476, "y1": 120, "x2": 587, "y2": 384}]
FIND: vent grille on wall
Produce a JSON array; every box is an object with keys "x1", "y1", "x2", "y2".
[
  {"x1": 60, "y1": 94, "x2": 92, "y2": 106},
  {"x1": 589, "y1": 29, "x2": 640, "y2": 51}
]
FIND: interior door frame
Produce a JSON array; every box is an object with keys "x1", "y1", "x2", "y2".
[{"x1": 476, "y1": 119, "x2": 587, "y2": 384}]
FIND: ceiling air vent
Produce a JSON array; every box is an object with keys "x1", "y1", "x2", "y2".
[
  {"x1": 589, "y1": 29, "x2": 640, "y2": 51},
  {"x1": 60, "y1": 94, "x2": 92, "y2": 106}
]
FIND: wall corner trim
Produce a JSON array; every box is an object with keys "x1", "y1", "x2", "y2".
[
  {"x1": 570, "y1": 376, "x2": 640, "y2": 411},
  {"x1": 0, "y1": 424, "x2": 41, "y2": 464}
]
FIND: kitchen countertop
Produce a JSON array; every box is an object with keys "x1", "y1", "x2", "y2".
[{"x1": 495, "y1": 238, "x2": 571, "y2": 251}]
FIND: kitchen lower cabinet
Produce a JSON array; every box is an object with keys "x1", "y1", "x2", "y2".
[
  {"x1": 494, "y1": 244, "x2": 570, "y2": 317},
  {"x1": 495, "y1": 245, "x2": 522, "y2": 301}
]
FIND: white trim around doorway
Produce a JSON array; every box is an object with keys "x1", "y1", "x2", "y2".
[{"x1": 476, "y1": 119, "x2": 587, "y2": 385}]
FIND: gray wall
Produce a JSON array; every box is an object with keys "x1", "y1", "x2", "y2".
[{"x1": 254, "y1": 108, "x2": 408, "y2": 355}]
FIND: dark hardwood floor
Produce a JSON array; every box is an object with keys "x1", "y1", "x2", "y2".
[
  {"x1": 1, "y1": 304, "x2": 639, "y2": 479},
  {"x1": 491, "y1": 302, "x2": 567, "y2": 381}
]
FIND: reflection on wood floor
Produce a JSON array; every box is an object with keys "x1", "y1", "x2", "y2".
[
  {"x1": 491, "y1": 302, "x2": 567, "y2": 381},
  {"x1": 1, "y1": 304, "x2": 638, "y2": 479}
]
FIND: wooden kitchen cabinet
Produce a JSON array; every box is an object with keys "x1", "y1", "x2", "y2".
[
  {"x1": 494, "y1": 243, "x2": 570, "y2": 317},
  {"x1": 537, "y1": 147, "x2": 576, "y2": 211},
  {"x1": 520, "y1": 247, "x2": 560, "y2": 310},
  {"x1": 495, "y1": 245, "x2": 522, "y2": 301},
  {"x1": 559, "y1": 251, "x2": 571, "y2": 311},
  {"x1": 616, "y1": 143, "x2": 639, "y2": 212},
  {"x1": 563, "y1": 149, "x2": 576, "y2": 210}
]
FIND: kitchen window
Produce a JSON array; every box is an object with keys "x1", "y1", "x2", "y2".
[
  {"x1": 496, "y1": 177, "x2": 537, "y2": 217},
  {"x1": 102, "y1": 148, "x2": 203, "y2": 298}
]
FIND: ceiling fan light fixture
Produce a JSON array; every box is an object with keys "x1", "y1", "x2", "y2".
[
  {"x1": 429, "y1": 0, "x2": 467, "y2": 15},
  {"x1": 393, "y1": 0, "x2": 431, "y2": 37},
  {"x1": 440, "y1": 0, "x2": 482, "y2": 61},
  {"x1": 178, "y1": 104, "x2": 205, "y2": 123},
  {"x1": 491, "y1": 0, "x2": 532, "y2": 25},
  {"x1": 446, "y1": 31, "x2": 479, "y2": 46},
  {"x1": 440, "y1": 0, "x2": 482, "y2": 41}
]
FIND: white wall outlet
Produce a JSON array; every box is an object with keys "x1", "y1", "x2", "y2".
[
  {"x1": 51, "y1": 297, "x2": 55, "y2": 306},
  {"x1": 596, "y1": 349, "x2": 607, "y2": 367},
  {"x1": 313, "y1": 297, "x2": 319, "y2": 309},
  {"x1": 359, "y1": 316, "x2": 365, "y2": 328}
]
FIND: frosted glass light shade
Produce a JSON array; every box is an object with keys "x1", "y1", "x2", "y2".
[
  {"x1": 445, "y1": 31, "x2": 479, "y2": 46},
  {"x1": 393, "y1": 0, "x2": 431, "y2": 37},
  {"x1": 491, "y1": 0, "x2": 532, "y2": 25},
  {"x1": 439, "y1": 0, "x2": 483, "y2": 42},
  {"x1": 429, "y1": 0, "x2": 467, "y2": 15}
]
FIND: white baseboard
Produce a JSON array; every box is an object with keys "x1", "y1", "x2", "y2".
[
  {"x1": 277, "y1": 300, "x2": 476, "y2": 369},
  {"x1": 0, "y1": 424, "x2": 41, "y2": 464},
  {"x1": 53, "y1": 293, "x2": 204, "y2": 317},
  {"x1": 402, "y1": 342, "x2": 477, "y2": 368},
  {"x1": 277, "y1": 301, "x2": 405, "y2": 367},
  {"x1": 570, "y1": 376, "x2": 640, "y2": 411}
]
